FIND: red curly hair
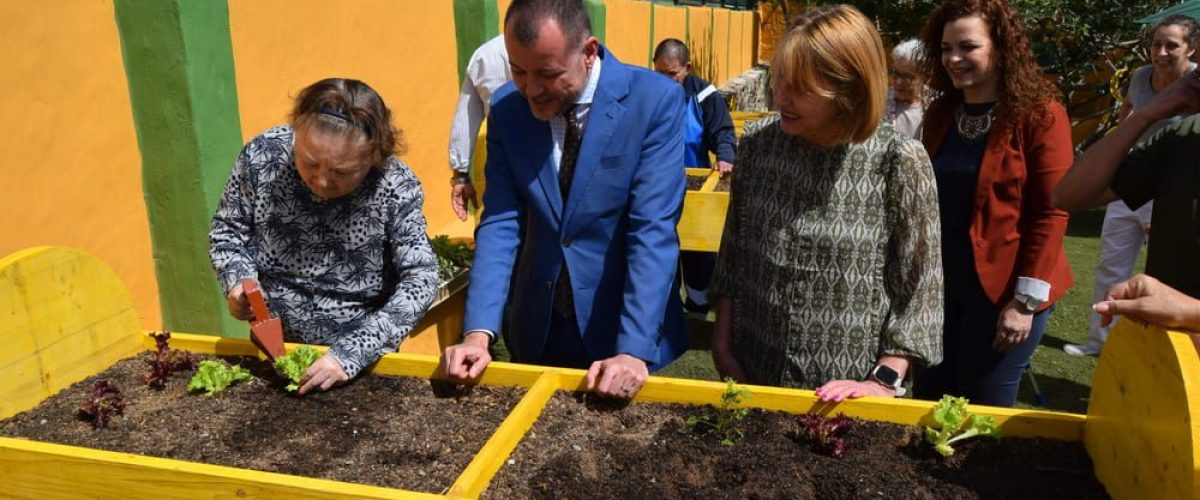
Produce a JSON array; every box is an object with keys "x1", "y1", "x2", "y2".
[{"x1": 920, "y1": 0, "x2": 1060, "y2": 134}]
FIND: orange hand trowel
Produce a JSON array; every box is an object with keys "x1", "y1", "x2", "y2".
[{"x1": 242, "y1": 278, "x2": 286, "y2": 361}]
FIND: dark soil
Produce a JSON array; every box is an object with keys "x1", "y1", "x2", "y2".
[
  {"x1": 0, "y1": 354, "x2": 522, "y2": 494},
  {"x1": 484, "y1": 392, "x2": 1109, "y2": 499},
  {"x1": 714, "y1": 176, "x2": 731, "y2": 193},
  {"x1": 686, "y1": 175, "x2": 709, "y2": 191}
]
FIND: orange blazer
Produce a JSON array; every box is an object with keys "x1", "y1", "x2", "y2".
[{"x1": 923, "y1": 98, "x2": 1074, "y2": 308}]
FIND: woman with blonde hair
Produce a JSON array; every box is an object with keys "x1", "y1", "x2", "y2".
[
  {"x1": 911, "y1": 0, "x2": 1073, "y2": 407},
  {"x1": 709, "y1": 4, "x2": 943, "y2": 401}
]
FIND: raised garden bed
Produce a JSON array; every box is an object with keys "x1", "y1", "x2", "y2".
[
  {"x1": 0, "y1": 353, "x2": 522, "y2": 494},
  {"x1": 485, "y1": 391, "x2": 1106, "y2": 499},
  {"x1": 3, "y1": 247, "x2": 1198, "y2": 499}
]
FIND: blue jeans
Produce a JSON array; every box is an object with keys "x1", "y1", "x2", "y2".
[{"x1": 913, "y1": 271, "x2": 1054, "y2": 408}]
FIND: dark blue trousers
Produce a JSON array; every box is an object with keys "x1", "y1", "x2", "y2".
[{"x1": 913, "y1": 269, "x2": 1054, "y2": 408}]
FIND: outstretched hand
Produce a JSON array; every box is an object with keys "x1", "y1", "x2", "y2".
[
  {"x1": 586, "y1": 354, "x2": 648, "y2": 399},
  {"x1": 1096, "y1": 274, "x2": 1200, "y2": 332}
]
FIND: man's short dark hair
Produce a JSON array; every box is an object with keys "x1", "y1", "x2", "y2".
[
  {"x1": 653, "y1": 38, "x2": 689, "y2": 65},
  {"x1": 506, "y1": 0, "x2": 592, "y2": 48}
]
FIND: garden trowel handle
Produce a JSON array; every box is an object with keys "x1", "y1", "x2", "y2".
[{"x1": 241, "y1": 278, "x2": 271, "y2": 322}]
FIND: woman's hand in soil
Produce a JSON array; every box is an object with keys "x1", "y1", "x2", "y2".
[
  {"x1": 586, "y1": 354, "x2": 648, "y2": 399},
  {"x1": 815, "y1": 380, "x2": 894, "y2": 402},
  {"x1": 226, "y1": 282, "x2": 253, "y2": 321},
  {"x1": 993, "y1": 300, "x2": 1033, "y2": 352},
  {"x1": 297, "y1": 355, "x2": 349, "y2": 396},
  {"x1": 441, "y1": 331, "x2": 492, "y2": 381}
]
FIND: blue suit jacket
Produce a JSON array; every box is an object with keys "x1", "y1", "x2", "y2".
[{"x1": 463, "y1": 47, "x2": 688, "y2": 371}]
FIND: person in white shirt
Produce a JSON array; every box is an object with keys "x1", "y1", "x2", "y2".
[{"x1": 448, "y1": 35, "x2": 511, "y2": 221}]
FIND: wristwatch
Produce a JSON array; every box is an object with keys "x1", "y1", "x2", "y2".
[
  {"x1": 450, "y1": 171, "x2": 471, "y2": 186},
  {"x1": 1014, "y1": 293, "x2": 1044, "y2": 314},
  {"x1": 868, "y1": 364, "x2": 906, "y2": 397}
]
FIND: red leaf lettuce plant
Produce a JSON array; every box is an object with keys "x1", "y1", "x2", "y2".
[
  {"x1": 797, "y1": 413, "x2": 855, "y2": 458},
  {"x1": 79, "y1": 380, "x2": 126, "y2": 429},
  {"x1": 145, "y1": 331, "x2": 195, "y2": 389}
]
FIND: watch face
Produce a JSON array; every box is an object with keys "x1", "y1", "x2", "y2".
[{"x1": 872, "y1": 365, "x2": 900, "y2": 386}]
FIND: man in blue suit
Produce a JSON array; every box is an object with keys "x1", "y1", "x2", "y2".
[{"x1": 442, "y1": 0, "x2": 687, "y2": 399}]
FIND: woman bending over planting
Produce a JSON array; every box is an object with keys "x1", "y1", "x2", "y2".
[
  {"x1": 910, "y1": 0, "x2": 1073, "y2": 408},
  {"x1": 708, "y1": 5, "x2": 944, "y2": 400},
  {"x1": 210, "y1": 78, "x2": 439, "y2": 395}
]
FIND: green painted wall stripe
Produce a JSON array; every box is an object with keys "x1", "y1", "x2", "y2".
[
  {"x1": 115, "y1": 0, "x2": 244, "y2": 338},
  {"x1": 453, "y1": 0, "x2": 501, "y2": 83},
  {"x1": 648, "y1": 2, "x2": 656, "y2": 67},
  {"x1": 585, "y1": 0, "x2": 606, "y2": 44}
]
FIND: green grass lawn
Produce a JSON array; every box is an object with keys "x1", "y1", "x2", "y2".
[{"x1": 490, "y1": 207, "x2": 1136, "y2": 414}]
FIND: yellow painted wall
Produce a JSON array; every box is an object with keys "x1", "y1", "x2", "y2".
[
  {"x1": 712, "y1": 9, "x2": 731, "y2": 85},
  {"x1": 652, "y1": 4, "x2": 688, "y2": 54},
  {"x1": 0, "y1": 0, "x2": 160, "y2": 328},
  {"x1": 497, "y1": 0, "x2": 513, "y2": 31},
  {"x1": 687, "y1": 6, "x2": 717, "y2": 84},
  {"x1": 605, "y1": 0, "x2": 652, "y2": 67},
  {"x1": 227, "y1": 0, "x2": 472, "y2": 238}
]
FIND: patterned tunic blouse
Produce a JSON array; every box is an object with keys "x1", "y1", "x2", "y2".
[
  {"x1": 210, "y1": 126, "x2": 439, "y2": 378},
  {"x1": 710, "y1": 116, "x2": 944, "y2": 389}
]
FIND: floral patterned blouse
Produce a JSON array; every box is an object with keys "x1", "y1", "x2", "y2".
[
  {"x1": 710, "y1": 116, "x2": 944, "y2": 388},
  {"x1": 210, "y1": 125, "x2": 439, "y2": 378}
]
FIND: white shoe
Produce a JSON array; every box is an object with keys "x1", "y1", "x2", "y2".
[{"x1": 1064, "y1": 342, "x2": 1102, "y2": 357}]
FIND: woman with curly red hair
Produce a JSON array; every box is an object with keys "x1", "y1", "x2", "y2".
[{"x1": 911, "y1": 0, "x2": 1073, "y2": 407}]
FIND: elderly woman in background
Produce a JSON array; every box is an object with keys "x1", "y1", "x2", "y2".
[
  {"x1": 709, "y1": 4, "x2": 944, "y2": 401},
  {"x1": 910, "y1": 0, "x2": 1073, "y2": 407},
  {"x1": 886, "y1": 38, "x2": 927, "y2": 139},
  {"x1": 210, "y1": 78, "x2": 440, "y2": 395}
]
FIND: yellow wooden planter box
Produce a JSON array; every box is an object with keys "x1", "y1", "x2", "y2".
[
  {"x1": 2, "y1": 246, "x2": 1197, "y2": 499},
  {"x1": 680, "y1": 167, "x2": 729, "y2": 253}
]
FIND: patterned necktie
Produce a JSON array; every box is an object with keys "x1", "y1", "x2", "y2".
[
  {"x1": 559, "y1": 104, "x2": 582, "y2": 202},
  {"x1": 554, "y1": 104, "x2": 582, "y2": 319}
]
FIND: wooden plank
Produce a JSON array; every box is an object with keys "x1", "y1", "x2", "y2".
[
  {"x1": 0, "y1": 247, "x2": 143, "y2": 419},
  {"x1": 447, "y1": 372, "x2": 560, "y2": 499},
  {"x1": 543, "y1": 369, "x2": 1085, "y2": 441},
  {"x1": 1086, "y1": 321, "x2": 1200, "y2": 500},
  {"x1": 678, "y1": 190, "x2": 729, "y2": 252},
  {"x1": 0, "y1": 437, "x2": 438, "y2": 500}
]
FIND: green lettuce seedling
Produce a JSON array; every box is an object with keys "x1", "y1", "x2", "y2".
[
  {"x1": 273, "y1": 346, "x2": 322, "y2": 392},
  {"x1": 187, "y1": 360, "x2": 253, "y2": 396},
  {"x1": 924, "y1": 395, "x2": 1001, "y2": 457}
]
